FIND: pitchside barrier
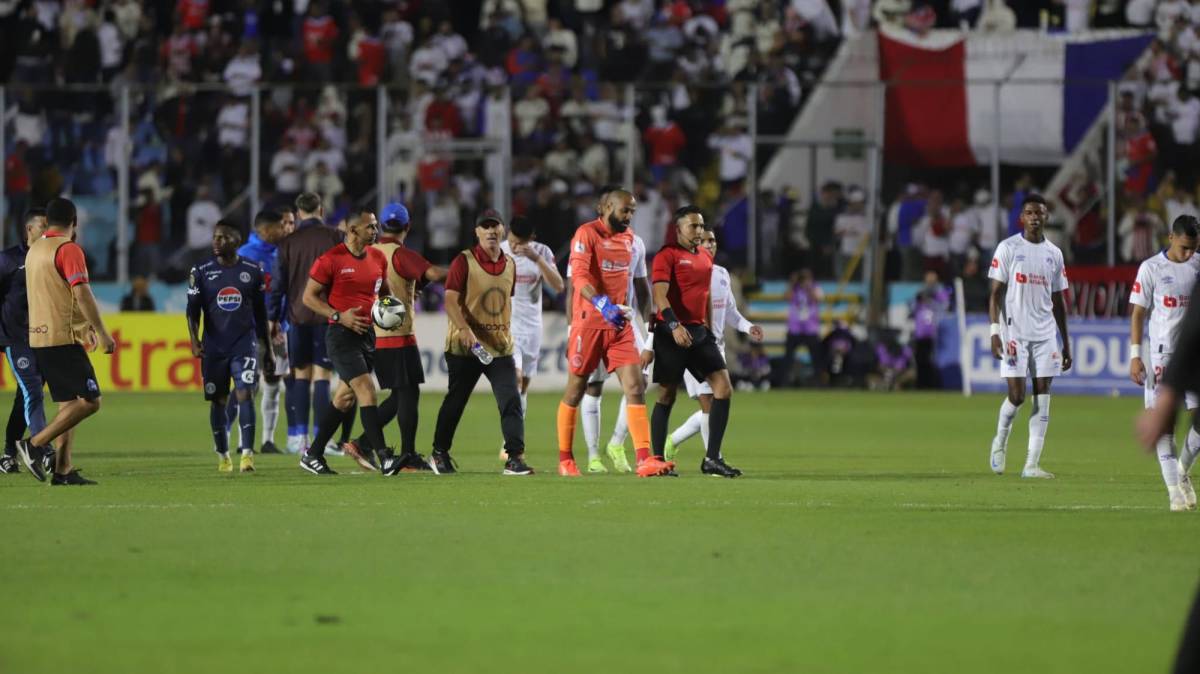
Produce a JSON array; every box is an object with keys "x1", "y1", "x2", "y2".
[
  {"x1": 936, "y1": 312, "x2": 1141, "y2": 397},
  {"x1": 0, "y1": 314, "x2": 578, "y2": 394}
]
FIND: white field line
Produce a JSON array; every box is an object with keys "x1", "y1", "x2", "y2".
[{"x1": 0, "y1": 501, "x2": 1161, "y2": 511}]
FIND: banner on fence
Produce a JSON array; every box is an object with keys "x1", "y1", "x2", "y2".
[
  {"x1": 938, "y1": 313, "x2": 1140, "y2": 396},
  {"x1": 0, "y1": 313, "x2": 577, "y2": 393}
]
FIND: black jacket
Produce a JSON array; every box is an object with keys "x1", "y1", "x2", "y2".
[{"x1": 0, "y1": 244, "x2": 30, "y2": 347}]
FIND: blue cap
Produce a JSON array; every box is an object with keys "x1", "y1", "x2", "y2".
[{"x1": 380, "y1": 202, "x2": 410, "y2": 230}]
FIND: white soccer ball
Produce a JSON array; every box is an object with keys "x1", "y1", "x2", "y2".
[{"x1": 372, "y1": 296, "x2": 406, "y2": 329}]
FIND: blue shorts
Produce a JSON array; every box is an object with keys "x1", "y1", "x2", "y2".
[
  {"x1": 286, "y1": 323, "x2": 331, "y2": 370},
  {"x1": 202, "y1": 347, "x2": 259, "y2": 401}
]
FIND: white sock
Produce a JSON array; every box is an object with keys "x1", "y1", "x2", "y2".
[
  {"x1": 1025, "y1": 394, "x2": 1050, "y2": 469},
  {"x1": 609, "y1": 395, "x2": 629, "y2": 447},
  {"x1": 1182, "y1": 429, "x2": 1200, "y2": 475},
  {"x1": 241, "y1": 447, "x2": 254, "y2": 457},
  {"x1": 581, "y1": 394, "x2": 602, "y2": 460},
  {"x1": 700, "y1": 412, "x2": 710, "y2": 451},
  {"x1": 671, "y1": 411, "x2": 704, "y2": 447},
  {"x1": 994, "y1": 398, "x2": 1021, "y2": 449},
  {"x1": 520, "y1": 392, "x2": 528, "y2": 418},
  {"x1": 1157, "y1": 433, "x2": 1181, "y2": 487},
  {"x1": 261, "y1": 379, "x2": 281, "y2": 445}
]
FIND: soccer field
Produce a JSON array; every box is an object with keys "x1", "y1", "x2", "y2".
[{"x1": 0, "y1": 389, "x2": 1195, "y2": 673}]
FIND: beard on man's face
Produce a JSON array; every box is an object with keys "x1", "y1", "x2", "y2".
[{"x1": 608, "y1": 213, "x2": 628, "y2": 232}]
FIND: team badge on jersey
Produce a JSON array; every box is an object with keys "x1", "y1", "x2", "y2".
[
  {"x1": 240, "y1": 271, "x2": 251, "y2": 283},
  {"x1": 216, "y1": 287, "x2": 243, "y2": 311},
  {"x1": 15, "y1": 357, "x2": 29, "y2": 370}
]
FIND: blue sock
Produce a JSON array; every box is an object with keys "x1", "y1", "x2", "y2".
[
  {"x1": 293, "y1": 378, "x2": 311, "y2": 437},
  {"x1": 312, "y1": 379, "x2": 330, "y2": 436},
  {"x1": 225, "y1": 396, "x2": 238, "y2": 432},
  {"x1": 211, "y1": 402, "x2": 229, "y2": 454},
  {"x1": 238, "y1": 397, "x2": 256, "y2": 451}
]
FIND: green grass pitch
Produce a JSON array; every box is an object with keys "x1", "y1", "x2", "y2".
[{"x1": 0, "y1": 389, "x2": 1196, "y2": 674}]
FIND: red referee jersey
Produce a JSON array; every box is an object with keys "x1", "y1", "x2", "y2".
[
  {"x1": 309, "y1": 244, "x2": 387, "y2": 323},
  {"x1": 651, "y1": 244, "x2": 712, "y2": 325}
]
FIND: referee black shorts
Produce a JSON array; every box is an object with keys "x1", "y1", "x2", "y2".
[
  {"x1": 326, "y1": 324, "x2": 376, "y2": 382},
  {"x1": 34, "y1": 344, "x2": 101, "y2": 403},
  {"x1": 652, "y1": 324, "x2": 727, "y2": 386},
  {"x1": 374, "y1": 344, "x2": 425, "y2": 389}
]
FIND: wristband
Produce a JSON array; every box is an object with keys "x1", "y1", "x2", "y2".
[
  {"x1": 1130, "y1": 344, "x2": 1141, "y2": 359},
  {"x1": 661, "y1": 307, "x2": 678, "y2": 325},
  {"x1": 989, "y1": 323, "x2": 1001, "y2": 337}
]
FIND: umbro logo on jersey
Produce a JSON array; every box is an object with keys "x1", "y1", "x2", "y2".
[
  {"x1": 574, "y1": 241, "x2": 586, "y2": 253},
  {"x1": 1015, "y1": 254, "x2": 1026, "y2": 262},
  {"x1": 1162, "y1": 275, "x2": 1174, "y2": 284}
]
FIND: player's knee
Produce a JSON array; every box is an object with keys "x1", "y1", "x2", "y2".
[
  {"x1": 82, "y1": 397, "x2": 101, "y2": 415},
  {"x1": 1008, "y1": 391, "x2": 1025, "y2": 406},
  {"x1": 235, "y1": 389, "x2": 252, "y2": 402},
  {"x1": 658, "y1": 386, "x2": 677, "y2": 406},
  {"x1": 585, "y1": 382, "x2": 603, "y2": 396}
]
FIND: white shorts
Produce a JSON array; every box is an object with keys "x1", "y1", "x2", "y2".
[
  {"x1": 1144, "y1": 351, "x2": 1200, "y2": 410},
  {"x1": 683, "y1": 344, "x2": 725, "y2": 399},
  {"x1": 999, "y1": 337, "x2": 1062, "y2": 379},
  {"x1": 512, "y1": 332, "x2": 541, "y2": 378}
]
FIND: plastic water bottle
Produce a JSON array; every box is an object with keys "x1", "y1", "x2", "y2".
[{"x1": 471, "y1": 342, "x2": 493, "y2": 365}]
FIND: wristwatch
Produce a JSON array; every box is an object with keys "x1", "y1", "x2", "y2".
[
  {"x1": 331, "y1": 311, "x2": 341, "y2": 323},
  {"x1": 667, "y1": 320, "x2": 680, "y2": 332}
]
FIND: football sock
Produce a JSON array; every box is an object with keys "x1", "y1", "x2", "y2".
[
  {"x1": 627, "y1": 403, "x2": 651, "y2": 462},
  {"x1": 283, "y1": 374, "x2": 299, "y2": 438},
  {"x1": 359, "y1": 405, "x2": 390, "y2": 459},
  {"x1": 260, "y1": 378, "x2": 281, "y2": 445},
  {"x1": 293, "y1": 378, "x2": 312, "y2": 437},
  {"x1": 995, "y1": 397, "x2": 1021, "y2": 449},
  {"x1": 339, "y1": 403, "x2": 356, "y2": 444},
  {"x1": 670, "y1": 410, "x2": 703, "y2": 448},
  {"x1": 580, "y1": 394, "x2": 602, "y2": 461},
  {"x1": 1025, "y1": 394, "x2": 1050, "y2": 469},
  {"x1": 360, "y1": 393, "x2": 397, "y2": 448},
  {"x1": 520, "y1": 392, "x2": 527, "y2": 418},
  {"x1": 650, "y1": 402, "x2": 672, "y2": 459},
  {"x1": 225, "y1": 395, "x2": 237, "y2": 433},
  {"x1": 312, "y1": 379, "x2": 331, "y2": 435},
  {"x1": 308, "y1": 404, "x2": 344, "y2": 458},
  {"x1": 1157, "y1": 434, "x2": 1181, "y2": 487},
  {"x1": 210, "y1": 401, "x2": 229, "y2": 455},
  {"x1": 609, "y1": 396, "x2": 629, "y2": 447},
  {"x1": 706, "y1": 398, "x2": 731, "y2": 461},
  {"x1": 1183, "y1": 429, "x2": 1200, "y2": 474},
  {"x1": 238, "y1": 398, "x2": 256, "y2": 451},
  {"x1": 700, "y1": 412, "x2": 711, "y2": 452},
  {"x1": 557, "y1": 402, "x2": 578, "y2": 462},
  {"x1": 396, "y1": 386, "x2": 420, "y2": 455}
]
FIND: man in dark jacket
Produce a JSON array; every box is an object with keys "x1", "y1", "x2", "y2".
[{"x1": 268, "y1": 192, "x2": 342, "y2": 453}]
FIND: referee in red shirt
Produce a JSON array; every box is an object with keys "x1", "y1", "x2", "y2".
[
  {"x1": 298, "y1": 209, "x2": 401, "y2": 476},
  {"x1": 648, "y1": 206, "x2": 741, "y2": 478}
]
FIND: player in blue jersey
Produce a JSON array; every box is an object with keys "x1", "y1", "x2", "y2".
[
  {"x1": 233, "y1": 210, "x2": 288, "y2": 454},
  {"x1": 0, "y1": 208, "x2": 50, "y2": 475},
  {"x1": 187, "y1": 222, "x2": 272, "y2": 473}
]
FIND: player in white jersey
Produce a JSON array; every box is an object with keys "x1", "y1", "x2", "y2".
[
  {"x1": 1129, "y1": 214, "x2": 1200, "y2": 511},
  {"x1": 501, "y1": 215, "x2": 564, "y2": 414},
  {"x1": 565, "y1": 226, "x2": 650, "y2": 474},
  {"x1": 662, "y1": 229, "x2": 763, "y2": 460},
  {"x1": 986, "y1": 193, "x2": 1072, "y2": 479}
]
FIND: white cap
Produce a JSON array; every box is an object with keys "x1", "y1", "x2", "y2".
[{"x1": 974, "y1": 188, "x2": 990, "y2": 205}]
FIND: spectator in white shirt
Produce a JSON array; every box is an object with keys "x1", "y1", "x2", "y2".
[
  {"x1": 1169, "y1": 88, "x2": 1200, "y2": 179},
  {"x1": 97, "y1": 9, "x2": 123, "y2": 80},
  {"x1": 708, "y1": 118, "x2": 753, "y2": 193},
  {"x1": 381, "y1": 8, "x2": 414, "y2": 82},
  {"x1": 427, "y1": 190, "x2": 462, "y2": 264},
  {"x1": 833, "y1": 187, "x2": 869, "y2": 280},
  {"x1": 216, "y1": 98, "x2": 250, "y2": 149},
  {"x1": 913, "y1": 190, "x2": 951, "y2": 278},
  {"x1": 270, "y1": 137, "x2": 304, "y2": 197},
  {"x1": 543, "y1": 136, "x2": 578, "y2": 180},
  {"x1": 513, "y1": 87, "x2": 550, "y2": 139},
  {"x1": 543, "y1": 17, "x2": 578, "y2": 67},
  {"x1": 304, "y1": 160, "x2": 343, "y2": 212},
  {"x1": 185, "y1": 185, "x2": 222, "y2": 253},
  {"x1": 977, "y1": 0, "x2": 1017, "y2": 32},
  {"x1": 1126, "y1": 0, "x2": 1156, "y2": 26},
  {"x1": 1158, "y1": 0, "x2": 1189, "y2": 41},
  {"x1": 970, "y1": 188, "x2": 1005, "y2": 252},
  {"x1": 223, "y1": 42, "x2": 262, "y2": 98},
  {"x1": 409, "y1": 39, "x2": 448, "y2": 87},
  {"x1": 432, "y1": 20, "x2": 468, "y2": 62}
]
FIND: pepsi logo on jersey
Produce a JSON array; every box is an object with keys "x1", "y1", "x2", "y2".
[{"x1": 216, "y1": 287, "x2": 243, "y2": 311}]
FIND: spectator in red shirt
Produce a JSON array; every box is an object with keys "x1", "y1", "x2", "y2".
[
  {"x1": 301, "y1": 1, "x2": 339, "y2": 81},
  {"x1": 4, "y1": 141, "x2": 31, "y2": 237},
  {"x1": 133, "y1": 188, "x2": 164, "y2": 278},
  {"x1": 647, "y1": 206, "x2": 741, "y2": 478},
  {"x1": 424, "y1": 89, "x2": 464, "y2": 137},
  {"x1": 1124, "y1": 114, "x2": 1158, "y2": 197},
  {"x1": 176, "y1": 0, "x2": 209, "y2": 31},
  {"x1": 643, "y1": 107, "x2": 687, "y2": 183}
]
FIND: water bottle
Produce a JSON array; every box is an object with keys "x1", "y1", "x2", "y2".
[{"x1": 471, "y1": 342, "x2": 494, "y2": 365}]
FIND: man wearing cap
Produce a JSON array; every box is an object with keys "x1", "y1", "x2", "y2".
[
  {"x1": 347, "y1": 202, "x2": 447, "y2": 470},
  {"x1": 428, "y1": 209, "x2": 533, "y2": 476}
]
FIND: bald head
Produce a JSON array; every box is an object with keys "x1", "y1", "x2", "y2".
[{"x1": 600, "y1": 190, "x2": 636, "y2": 234}]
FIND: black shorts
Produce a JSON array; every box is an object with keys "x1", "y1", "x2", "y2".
[
  {"x1": 326, "y1": 324, "x2": 375, "y2": 381},
  {"x1": 287, "y1": 323, "x2": 331, "y2": 370},
  {"x1": 374, "y1": 344, "x2": 425, "y2": 389},
  {"x1": 202, "y1": 345, "x2": 259, "y2": 401},
  {"x1": 34, "y1": 344, "x2": 101, "y2": 403},
  {"x1": 652, "y1": 324, "x2": 727, "y2": 386}
]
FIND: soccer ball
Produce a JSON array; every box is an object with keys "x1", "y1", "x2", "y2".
[{"x1": 371, "y1": 296, "x2": 406, "y2": 329}]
